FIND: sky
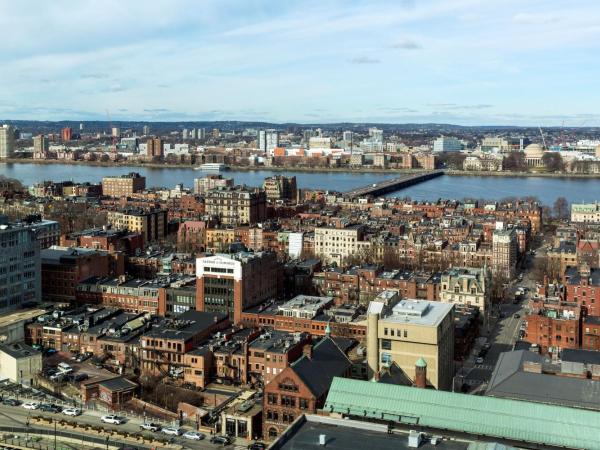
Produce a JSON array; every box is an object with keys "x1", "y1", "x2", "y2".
[{"x1": 1, "y1": 0, "x2": 600, "y2": 126}]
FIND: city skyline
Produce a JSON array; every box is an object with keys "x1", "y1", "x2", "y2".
[{"x1": 2, "y1": 0, "x2": 600, "y2": 126}]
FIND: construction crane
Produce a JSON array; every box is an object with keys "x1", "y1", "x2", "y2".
[{"x1": 538, "y1": 125, "x2": 547, "y2": 149}]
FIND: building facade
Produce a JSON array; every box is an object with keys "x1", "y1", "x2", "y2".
[
  {"x1": 106, "y1": 208, "x2": 167, "y2": 243},
  {"x1": 204, "y1": 188, "x2": 267, "y2": 225},
  {"x1": 102, "y1": 172, "x2": 146, "y2": 197}
]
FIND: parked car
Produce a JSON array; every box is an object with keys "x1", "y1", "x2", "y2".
[
  {"x1": 22, "y1": 402, "x2": 39, "y2": 410},
  {"x1": 475, "y1": 357, "x2": 485, "y2": 364},
  {"x1": 210, "y1": 435, "x2": 232, "y2": 445},
  {"x1": 74, "y1": 373, "x2": 89, "y2": 382},
  {"x1": 2, "y1": 399, "x2": 20, "y2": 406},
  {"x1": 162, "y1": 427, "x2": 182, "y2": 436},
  {"x1": 39, "y1": 404, "x2": 62, "y2": 413},
  {"x1": 248, "y1": 443, "x2": 267, "y2": 450},
  {"x1": 62, "y1": 408, "x2": 81, "y2": 416},
  {"x1": 101, "y1": 415, "x2": 125, "y2": 425},
  {"x1": 182, "y1": 431, "x2": 205, "y2": 440},
  {"x1": 140, "y1": 423, "x2": 161, "y2": 432},
  {"x1": 513, "y1": 313, "x2": 521, "y2": 319}
]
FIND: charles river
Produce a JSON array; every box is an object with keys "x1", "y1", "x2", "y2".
[{"x1": 1, "y1": 162, "x2": 600, "y2": 205}]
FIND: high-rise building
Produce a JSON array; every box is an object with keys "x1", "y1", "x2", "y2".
[
  {"x1": 33, "y1": 135, "x2": 48, "y2": 156},
  {"x1": 193, "y1": 175, "x2": 234, "y2": 194},
  {"x1": 111, "y1": 127, "x2": 120, "y2": 137},
  {"x1": 61, "y1": 127, "x2": 73, "y2": 142},
  {"x1": 146, "y1": 138, "x2": 164, "y2": 157},
  {"x1": 368, "y1": 127, "x2": 383, "y2": 142},
  {"x1": 366, "y1": 292, "x2": 455, "y2": 390},
  {"x1": 258, "y1": 130, "x2": 279, "y2": 156},
  {"x1": 190, "y1": 128, "x2": 197, "y2": 139},
  {"x1": 142, "y1": 125, "x2": 150, "y2": 135},
  {"x1": 102, "y1": 172, "x2": 146, "y2": 197},
  {"x1": 0, "y1": 220, "x2": 42, "y2": 313},
  {"x1": 343, "y1": 130, "x2": 353, "y2": 142},
  {"x1": 0, "y1": 124, "x2": 15, "y2": 159},
  {"x1": 433, "y1": 136, "x2": 462, "y2": 152},
  {"x1": 182, "y1": 129, "x2": 189, "y2": 140},
  {"x1": 198, "y1": 128, "x2": 206, "y2": 140},
  {"x1": 196, "y1": 251, "x2": 282, "y2": 323},
  {"x1": 79, "y1": 123, "x2": 84, "y2": 131},
  {"x1": 492, "y1": 229, "x2": 518, "y2": 279}
]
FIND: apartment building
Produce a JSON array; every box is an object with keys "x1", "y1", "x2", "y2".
[
  {"x1": 204, "y1": 187, "x2": 267, "y2": 225},
  {"x1": 366, "y1": 291, "x2": 454, "y2": 390},
  {"x1": 106, "y1": 208, "x2": 167, "y2": 243},
  {"x1": 193, "y1": 175, "x2": 233, "y2": 194},
  {"x1": 314, "y1": 224, "x2": 368, "y2": 266},
  {"x1": 0, "y1": 124, "x2": 15, "y2": 158},
  {"x1": 263, "y1": 176, "x2": 297, "y2": 202},
  {"x1": 492, "y1": 229, "x2": 518, "y2": 279},
  {"x1": 102, "y1": 172, "x2": 146, "y2": 197},
  {"x1": 571, "y1": 202, "x2": 600, "y2": 223},
  {"x1": 196, "y1": 251, "x2": 282, "y2": 323},
  {"x1": 440, "y1": 266, "x2": 491, "y2": 321}
]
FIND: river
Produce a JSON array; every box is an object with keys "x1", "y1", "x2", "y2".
[{"x1": 1, "y1": 162, "x2": 599, "y2": 205}]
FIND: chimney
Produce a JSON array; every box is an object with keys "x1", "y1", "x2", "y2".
[
  {"x1": 303, "y1": 344, "x2": 313, "y2": 359},
  {"x1": 415, "y1": 358, "x2": 427, "y2": 389}
]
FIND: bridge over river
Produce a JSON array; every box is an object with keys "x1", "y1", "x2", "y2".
[{"x1": 344, "y1": 170, "x2": 444, "y2": 198}]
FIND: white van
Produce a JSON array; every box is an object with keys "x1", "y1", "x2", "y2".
[{"x1": 57, "y1": 362, "x2": 72, "y2": 372}]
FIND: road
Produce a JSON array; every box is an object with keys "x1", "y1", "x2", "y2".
[
  {"x1": 460, "y1": 252, "x2": 540, "y2": 391},
  {"x1": 0, "y1": 403, "x2": 251, "y2": 450}
]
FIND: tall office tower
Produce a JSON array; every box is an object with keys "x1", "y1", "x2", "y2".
[
  {"x1": 0, "y1": 220, "x2": 42, "y2": 313},
  {"x1": 258, "y1": 129, "x2": 279, "y2": 155},
  {"x1": 198, "y1": 128, "x2": 206, "y2": 140},
  {"x1": 33, "y1": 135, "x2": 48, "y2": 155},
  {"x1": 142, "y1": 125, "x2": 150, "y2": 135},
  {"x1": 182, "y1": 129, "x2": 189, "y2": 140},
  {"x1": 79, "y1": 123, "x2": 84, "y2": 131},
  {"x1": 368, "y1": 127, "x2": 383, "y2": 142},
  {"x1": 343, "y1": 130, "x2": 353, "y2": 142},
  {"x1": 61, "y1": 127, "x2": 73, "y2": 142},
  {"x1": 190, "y1": 128, "x2": 197, "y2": 139},
  {"x1": 0, "y1": 124, "x2": 16, "y2": 158},
  {"x1": 146, "y1": 138, "x2": 164, "y2": 157}
]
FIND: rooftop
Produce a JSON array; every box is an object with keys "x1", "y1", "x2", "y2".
[
  {"x1": 381, "y1": 299, "x2": 453, "y2": 327},
  {"x1": 0, "y1": 342, "x2": 40, "y2": 359}
]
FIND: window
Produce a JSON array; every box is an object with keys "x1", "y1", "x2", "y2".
[
  {"x1": 267, "y1": 393, "x2": 277, "y2": 405},
  {"x1": 299, "y1": 398, "x2": 308, "y2": 410},
  {"x1": 381, "y1": 339, "x2": 392, "y2": 350}
]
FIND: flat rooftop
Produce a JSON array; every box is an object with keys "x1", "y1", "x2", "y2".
[
  {"x1": 381, "y1": 299, "x2": 453, "y2": 327},
  {"x1": 277, "y1": 415, "x2": 469, "y2": 450},
  {"x1": 0, "y1": 308, "x2": 46, "y2": 328}
]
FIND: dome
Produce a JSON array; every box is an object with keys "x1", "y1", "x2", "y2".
[{"x1": 524, "y1": 143, "x2": 544, "y2": 158}]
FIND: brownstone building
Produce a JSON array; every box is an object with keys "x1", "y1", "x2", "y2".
[{"x1": 262, "y1": 336, "x2": 351, "y2": 440}]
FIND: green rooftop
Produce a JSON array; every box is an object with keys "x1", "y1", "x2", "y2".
[{"x1": 324, "y1": 377, "x2": 600, "y2": 450}]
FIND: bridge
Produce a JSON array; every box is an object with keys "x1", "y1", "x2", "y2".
[{"x1": 344, "y1": 170, "x2": 444, "y2": 198}]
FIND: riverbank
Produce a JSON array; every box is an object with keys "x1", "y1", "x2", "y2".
[{"x1": 3, "y1": 158, "x2": 600, "y2": 178}]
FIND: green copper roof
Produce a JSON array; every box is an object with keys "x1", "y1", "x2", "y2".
[
  {"x1": 324, "y1": 378, "x2": 600, "y2": 450},
  {"x1": 415, "y1": 357, "x2": 427, "y2": 368}
]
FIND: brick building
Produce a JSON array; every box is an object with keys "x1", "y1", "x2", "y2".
[
  {"x1": 102, "y1": 172, "x2": 146, "y2": 197},
  {"x1": 262, "y1": 335, "x2": 351, "y2": 440}
]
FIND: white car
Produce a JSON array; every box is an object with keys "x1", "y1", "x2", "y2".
[
  {"x1": 101, "y1": 415, "x2": 125, "y2": 425},
  {"x1": 62, "y1": 408, "x2": 81, "y2": 416},
  {"x1": 183, "y1": 431, "x2": 205, "y2": 440},
  {"x1": 22, "y1": 402, "x2": 39, "y2": 410},
  {"x1": 162, "y1": 427, "x2": 182, "y2": 436}
]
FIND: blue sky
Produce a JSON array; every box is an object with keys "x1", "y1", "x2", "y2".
[{"x1": 1, "y1": 0, "x2": 600, "y2": 126}]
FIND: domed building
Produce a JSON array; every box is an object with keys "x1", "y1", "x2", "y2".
[{"x1": 524, "y1": 143, "x2": 545, "y2": 167}]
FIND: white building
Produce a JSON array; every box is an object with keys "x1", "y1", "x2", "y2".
[
  {"x1": 277, "y1": 295, "x2": 333, "y2": 319},
  {"x1": 433, "y1": 136, "x2": 462, "y2": 152},
  {"x1": 258, "y1": 130, "x2": 279, "y2": 156},
  {"x1": 0, "y1": 343, "x2": 42, "y2": 386},
  {"x1": 0, "y1": 124, "x2": 15, "y2": 159},
  {"x1": 368, "y1": 127, "x2": 383, "y2": 142},
  {"x1": 288, "y1": 232, "x2": 304, "y2": 259},
  {"x1": 571, "y1": 203, "x2": 600, "y2": 223}
]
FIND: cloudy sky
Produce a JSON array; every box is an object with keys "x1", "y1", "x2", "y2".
[{"x1": 1, "y1": 0, "x2": 600, "y2": 125}]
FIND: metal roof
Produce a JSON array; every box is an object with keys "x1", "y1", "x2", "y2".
[{"x1": 324, "y1": 377, "x2": 600, "y2": 450}]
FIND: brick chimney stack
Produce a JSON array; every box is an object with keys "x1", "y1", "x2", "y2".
[{"x1": 415, "y1": 358, "x2": 427, "y2": 389}]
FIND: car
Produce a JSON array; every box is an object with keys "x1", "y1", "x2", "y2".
[
  {"x1": 248, "y1": 443, "x2": 267, "y2": 450},
  {"x1": 475, "y1": 357, "x2": 485, "y2": 364},
  {"x1": 62, "y1": 408, "x2": 81, "y2": 416},
  {"x1": 182, "y1": 431, "x2": 205, "y2": 440},
  {"x1": 513, "y1": 313, "x2": 521, "y2": 319},
  {"x1": 70, "y1": 353, "x2": 80, "y2": 361},
  {"x1": 22, "y1": 402, "x2": 39, "y2": 410},
  {"x1": 101, "y1": 415, "x2": 125, "y2": 425},
  {"x1": 74, "y1": 373, "x2": 89, "y2": 383},
  {"x1": 140, "y1": 422, "x2": 161, "y2": 432},
  {"x1": 2, "y1": 399, "x2": 20, "y2": 406},
  {"x1": 162, "y1": 427, "x2": 182, "y2": 436},
  {"x1": 39, "y1": 404, "x2": 62, "y2": 413},
  {"x1": 210, "y1": 435, "x2": 232, "y2": 445}
]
